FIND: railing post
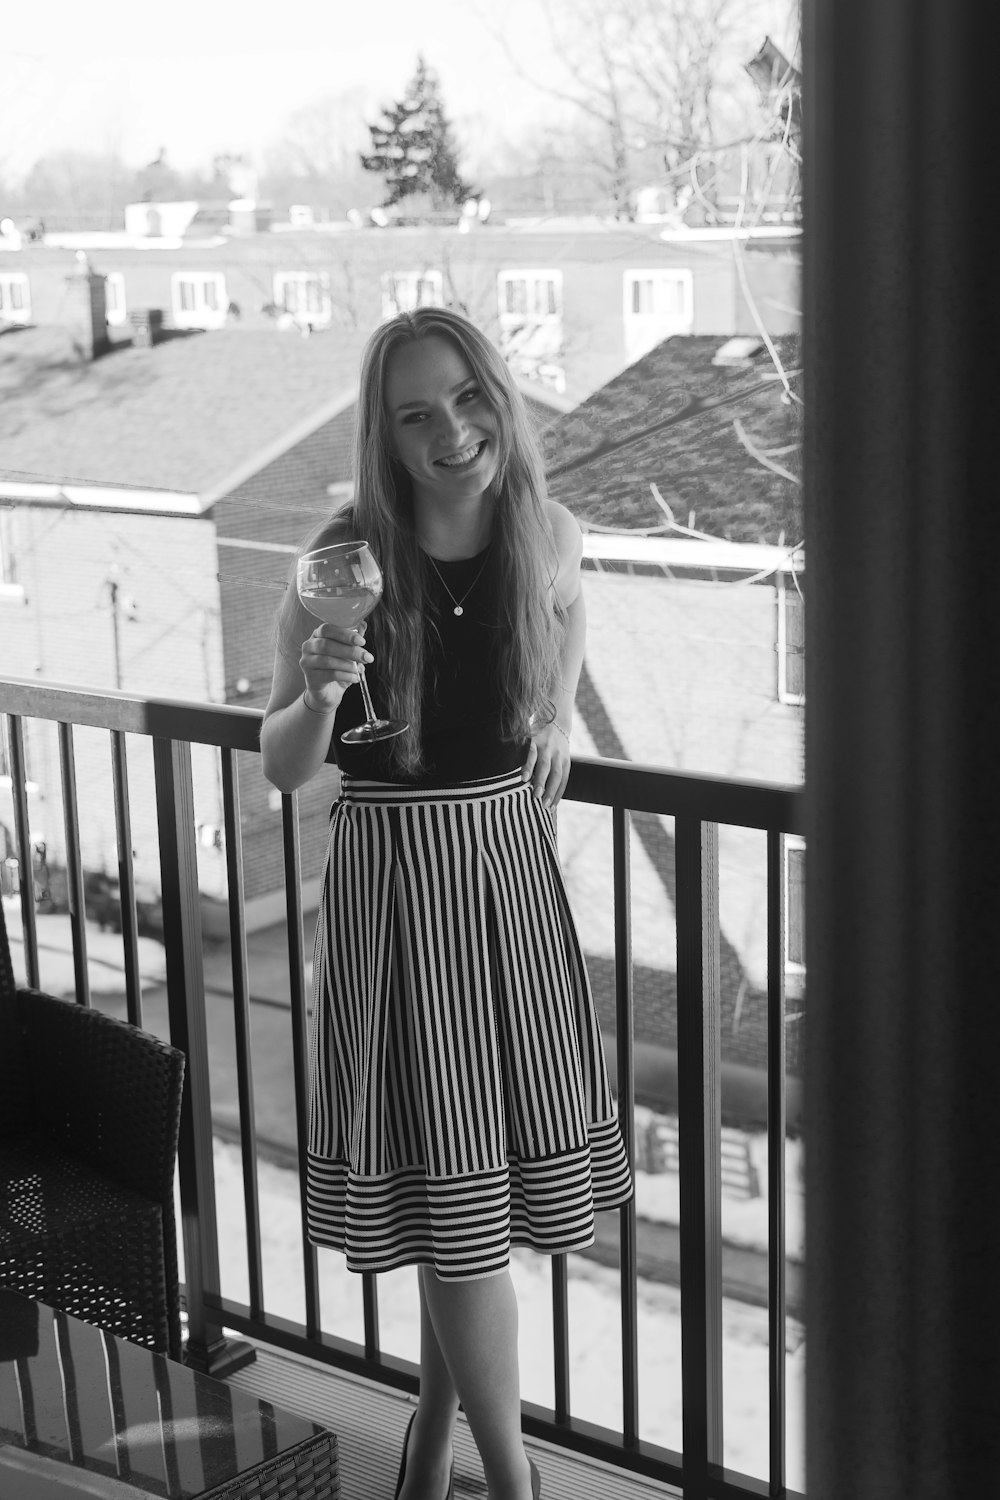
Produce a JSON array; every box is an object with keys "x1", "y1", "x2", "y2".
[
  {"x1": 153, "y1": 735, "x2": 255, "y2": 1375},
  {"x1": 675, "y1": 814, "x2": 724, "y2": 1496}
]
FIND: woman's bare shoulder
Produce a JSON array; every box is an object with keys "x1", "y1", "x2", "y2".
[{"x1": 544, "y1": 500, "x2": 584, "y2": 606}]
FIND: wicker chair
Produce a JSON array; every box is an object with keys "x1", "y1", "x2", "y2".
[{"x1": 0, "y1": 898, "x2": 186, "y2": 1359}]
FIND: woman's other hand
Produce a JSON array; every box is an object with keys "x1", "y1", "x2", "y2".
[
  {"x1": 523, "y1": 722, "x2": 571, "y2": 809},
  {"x1": 300, "y1": 624, "x2": 373, "y2": 714}
]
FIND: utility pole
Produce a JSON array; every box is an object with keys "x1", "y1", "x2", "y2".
[
  {"x1": 107, "y1": 572, "x2": 123, "y2": 690},
  {"x1": 105, "y1": 566, "x2": 137, "y2": 690}
]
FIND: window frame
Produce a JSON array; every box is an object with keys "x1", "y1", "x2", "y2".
[
  {"x1": 783, "y1": 833, "x2": 807, "y2": 975},
  {"x1": 380, "y1": 269, "x2": 444, "y2": 320},
  {"x1": 273, "y1": 270, "x2": 332, "y2": 325},
  {"x1": 170, "y1": 272, "x2": 228, "y2": 329},
  {"x1": 0, "y1": 272, "x2": 31, "y2": 324},
  {"x1": 776, "y1": 571, "x2": 806, "y2": 705},
  {"x1": 496, "y1": 268, "x2": 563, "y2": 325},
  {"x1": 104, "y1": 271, "x2": 127, "y2": 326}
]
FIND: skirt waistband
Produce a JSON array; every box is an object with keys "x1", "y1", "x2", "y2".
[{"x1": 339, "y1": 769, "x2": 527, "y2": 807}]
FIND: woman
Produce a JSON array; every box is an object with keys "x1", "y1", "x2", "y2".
[{"x1": 261, "y1": 308, "x2": 632, "y2": 1500}]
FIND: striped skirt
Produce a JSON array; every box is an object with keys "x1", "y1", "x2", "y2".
[{"x1": 305, "y1": 769, "x2": 633, "y2": 1281}]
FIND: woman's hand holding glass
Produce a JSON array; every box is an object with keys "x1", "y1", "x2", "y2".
[
  {"x1": 299, "y1": 622, "x2": 374, "y2": 716},
  {"x1": 296, "y1": 541, "x2": 407, "y2": 742}
]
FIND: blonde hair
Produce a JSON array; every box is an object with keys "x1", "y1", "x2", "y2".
[{"x1": 279, "y1": 307, "x2": 564, "y2": 776}]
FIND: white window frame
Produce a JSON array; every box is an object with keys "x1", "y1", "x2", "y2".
[
  {"x1": 104, "y1": 272, "x2": 127, "y2": 327},
  {"x1": 381, "y1": 270, "x2": 444, "y2": 320},
  {"x1": 783, "y1": 834, "x2": 806, "y2": 974},
  {"x1": 623, "y1": 268, "x2": 693, "y2": 323},
  {"x1": 776, "y1": 572, "x2": 805, "y2": 705},
  {"x1": 273, "y1": 271, "x2": 332, "y2": 325},
  {"x1": 496, "y1": 270, "x2": 565, "y2": 390},
  {"x1": 0, "y1": 272, "x2": 31, "y2": 324},
  {"x1": 171, "y1": 272, "x2": 228, "y2": 329},
  {"x1": 497, "y1": 269, "x2": 563, "y2": 325}
]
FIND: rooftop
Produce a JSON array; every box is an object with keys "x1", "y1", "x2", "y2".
[
  {"x1": 544, "y1": 334, "x2": 803, "y2": 543},
  {"x1": 0, "y1": 325, "x2": 367, "y2": 498}
]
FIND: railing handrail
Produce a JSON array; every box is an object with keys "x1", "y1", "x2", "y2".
[{"x1": 0, "y1": 675, "x2": 804, "y2": 833}]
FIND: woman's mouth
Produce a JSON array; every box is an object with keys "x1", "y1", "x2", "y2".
[{"x1": 434, "y1": 440, "x2": 487, "y2": 470}]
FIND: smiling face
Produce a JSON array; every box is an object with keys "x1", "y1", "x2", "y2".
[{"x1": 384, "y1": 334, "x2": 500, "y2": 507}]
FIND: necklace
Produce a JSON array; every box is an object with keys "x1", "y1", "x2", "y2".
[{"x1": 425, "y1": 548, "x2": 491, "y2": 617}]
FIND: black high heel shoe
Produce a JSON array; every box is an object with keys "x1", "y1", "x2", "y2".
[{"x1": 393, "y1": 1412, "x2": 455, "y2": 1500}]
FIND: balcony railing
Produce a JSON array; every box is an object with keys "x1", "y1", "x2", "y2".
[{"x1": 0, "y1": 675, "x2": 805, "y2": 1500}]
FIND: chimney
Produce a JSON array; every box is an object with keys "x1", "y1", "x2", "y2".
[{"x1": 66, "y1": 252, "x2": 110, "y2": 360}]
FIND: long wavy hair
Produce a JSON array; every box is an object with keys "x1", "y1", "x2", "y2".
[{"x1": 278, "y1": 306, "x2": 565, "y2": 777}]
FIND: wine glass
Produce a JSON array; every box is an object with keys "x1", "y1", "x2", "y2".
[{"x1": 296, "y1": 541, "x2": 407, "y2": 743}]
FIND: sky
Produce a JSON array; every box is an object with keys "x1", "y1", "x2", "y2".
[
  {"x1": 1, "y1": 0, "x2": 574, "y2": 178},
  {"x1": 2, "y1": 0, "x2": 799, "y2": 182}
]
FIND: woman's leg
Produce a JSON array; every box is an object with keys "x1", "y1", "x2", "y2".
[
  {"x1": 416, "y1": 1264, "x2": 533, "y2": 1500},
  {"x1": 397, "y1": 1271, "x2": 460, "y2": 1500}
]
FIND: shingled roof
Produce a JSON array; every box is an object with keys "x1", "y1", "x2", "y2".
[
  {"x1": 543, "y1": 333, "x2": 803, "y2": 545},
  {"x1": 0, "y1": 325, "x2": 368, "y2": 498}
]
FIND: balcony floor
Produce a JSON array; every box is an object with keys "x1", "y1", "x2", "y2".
[{"x1": 223, "y1": 1341, "x2": 681, "y2": 1500}]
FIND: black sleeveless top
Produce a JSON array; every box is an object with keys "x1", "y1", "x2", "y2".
[{"x1": 332, "y1": 545, "x2": 530, "y2": 785}]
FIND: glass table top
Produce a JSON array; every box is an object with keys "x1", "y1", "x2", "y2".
[{"x1": 0, "y1": 1288, "x2": 331, "y2": 1498}]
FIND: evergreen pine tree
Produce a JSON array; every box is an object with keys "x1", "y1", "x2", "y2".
[{"x1": 361, "y1": 56, "x2": 473, "y2": 209}]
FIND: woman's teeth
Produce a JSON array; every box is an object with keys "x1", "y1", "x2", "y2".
[{"x1": 436, "y1": 442, "x2": 484, "y2": 469}]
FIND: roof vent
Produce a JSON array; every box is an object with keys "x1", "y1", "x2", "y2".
[{"x1": 712, "y1": 337, "x2": 765, "y2": 367}]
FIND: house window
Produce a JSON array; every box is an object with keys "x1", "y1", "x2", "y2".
[
  {"x1": 381, "y1": 270, "x2": 443, "y2": 319},
  {"x1": 777, "y1": 574, "x2": 805, "y2": 704},
  {"x1": 171, "y1": 272, "x2": 228, "y2": 329},
  {"x1": 0, "y1": 273, "x2": 31, "y2": 325},
  {"x1": 784, "y1": 835, "x2": 806, "y2": 972},
  {"x1": 496, "y1": 269, "x2": 564, "y2": 392},
  {"x1": 104, "y1": 272, "x2": 127, "y2": 326},
  {"x1": 497, "y1": 270, "x2": 561, "y2": 324},
  {"x1": 274, "y1": 271, "x2": 332, "y2": 325},
  {"x1": 622, "y1": 269, "x2": 694, "y2": 362}
]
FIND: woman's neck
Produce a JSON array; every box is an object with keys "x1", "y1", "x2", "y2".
[{"x1": 414, "y1": 494, "x2": 495, "y2": 561}]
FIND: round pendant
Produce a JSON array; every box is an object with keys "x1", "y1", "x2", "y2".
[{"x1": 453, "y1": 605, "x2": 464, "y2": 616}]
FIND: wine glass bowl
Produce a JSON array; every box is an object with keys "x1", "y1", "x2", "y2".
[{"x1": 296, "y1": 541, "x2": 407, "y2": 743}]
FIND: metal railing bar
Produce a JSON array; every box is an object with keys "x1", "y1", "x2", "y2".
[
  {"x1": 569, "y1": 755, "x2": 804, "y2": 834},
  {"x1": 153, "y1": 734, "x2": 228, "y2": 1370},
  {"x1": 221, "y1": 747, "x2": 265, "y2": 1319},
  {"x1": 675, "y1": 814, "x2": 725, "y2": 1489},
  {"x1": 110, "y1": 729, "x2": 143, "y2": 1029},
  {"x1": 6, "y1": 714, "x2": 40, "y2": 988},
  {"x1": 280, "y1": 790, "x2": 322, "y2": 1341},
  {"x1": 612, "y1": 805, "x2": 640, "y2": 1447},
  {"x1": 362, "y1": 1273, "x2": 380, "y2": 1361},
  {"x1": 206, "y1": 1295, "x2": 419, "y2": 1391},
  {"x1": 0, "y1": 678, "x2": 805, "y2": 834},
  {"x1": 53, "y1": 1310, "x2": 84, "y2": 1463},
  {"x1": 551, "y1": 1254, "x2": 570, "y2": 1423},
  {"x1": 57, "y1": 720, "x2": 90, "y2": 1008},
  {"x1": 0, "y1": 676, "x2": 264, "y2": 753},
  {"x1": 766, "y1": 829, "x2": 788, "y2": 1496}
]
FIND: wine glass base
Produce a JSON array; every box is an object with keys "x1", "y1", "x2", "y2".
[{"x1": 341, "y1": 719, "x2": 408, "y2": 745}]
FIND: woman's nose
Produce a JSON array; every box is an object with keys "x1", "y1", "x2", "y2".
[{"x1": 438, "y1": 405, "x2": 468, "y2": 445}]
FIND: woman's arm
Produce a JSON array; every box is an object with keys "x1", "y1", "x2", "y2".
[
  {"x1": 522, "y1": 501, "x2": 586, "y2": 808},
  {"x1": 260, "y1": 614, "x2": 373, "y2": 793}
]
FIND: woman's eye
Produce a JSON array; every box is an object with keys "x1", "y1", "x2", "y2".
[
  {"x1": 401, "y1": 411, "x2": 427, "y2": 425},
  {"x1": 458, "y1": 385, "x2": 481, "y2": 404}
]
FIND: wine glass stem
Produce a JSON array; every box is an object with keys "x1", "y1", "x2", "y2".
[{"x1": 358, "y1": 665, "x2": 379, "y2": 726}]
